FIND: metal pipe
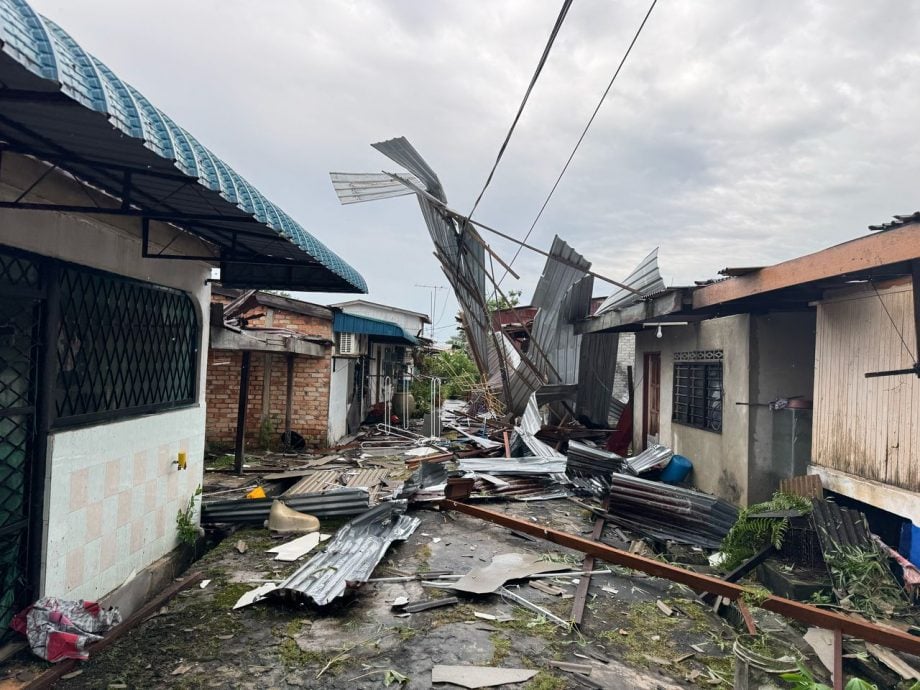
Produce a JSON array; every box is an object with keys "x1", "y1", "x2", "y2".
[{"x1": 440, "y1": 499, "x2": 920, "y2": 655}]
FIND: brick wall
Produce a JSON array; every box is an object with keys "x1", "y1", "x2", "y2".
[{"x1": 206, "y1": 306, "x2": 335, "y2": 450}]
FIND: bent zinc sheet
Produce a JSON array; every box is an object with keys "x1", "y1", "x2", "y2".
[
  {"x1": 0, "y1": 0, "x2": 365, "y2": 292},
  {"x1": 273, "y1": 501, "x2": 419, "y2": 606}
]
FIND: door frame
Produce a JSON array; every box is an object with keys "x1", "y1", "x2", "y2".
[{"x1": 642, "y1": 351, "x2": 661, "y2": 450}]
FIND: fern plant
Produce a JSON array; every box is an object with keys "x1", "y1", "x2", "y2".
[
  {"x1": 719, "y1": 492, "x2": 812, "y2": 571},
  {"x1": 176, "y1": 485, "x2": 203, "y2": 545}
]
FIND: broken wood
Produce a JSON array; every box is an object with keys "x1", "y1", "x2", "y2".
[
  {"x1": 571, "y1": 496, "x2": 609, "y2": 626},
  {"x1": 529, "y1": 580, "x2": 566, "y2": 596}
]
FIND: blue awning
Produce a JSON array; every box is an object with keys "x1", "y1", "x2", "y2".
[
  {"x1": 333, "y1": 312, "x2": 418, "y2": 346},
  {"x1": 0, "y1": 0, "x2": 366, "y2": 293}
]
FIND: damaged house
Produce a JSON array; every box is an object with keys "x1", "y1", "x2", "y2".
[
  {"x1": 580, "y1": 218, "x2": 920, "y2": 544},
  {"x1": 0, "y1": 0, "x2": 364, "y2": 639},
  {"x1": 206, "y1": 290, "x2": 428, "y2": 453}
]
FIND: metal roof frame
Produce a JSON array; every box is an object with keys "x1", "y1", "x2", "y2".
[{"x1": 0, "y1": 0, "x2": 366, "y2": 293}]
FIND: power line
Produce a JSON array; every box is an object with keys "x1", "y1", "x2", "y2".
[
  {"x1": 465, "y1": 0, "x2": 574, "y2": 225},
  {"x1": 499, "y1": 0, "x2": 658, "y2": 284}
]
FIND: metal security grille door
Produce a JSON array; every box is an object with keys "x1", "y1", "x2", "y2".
[{"x1": 0, "y1": 252, "x2": 42, "y2": 637}]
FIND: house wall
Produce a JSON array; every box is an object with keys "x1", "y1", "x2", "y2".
[
  {"x1": 747, "y1": 311, "x2": 817, "y2": 503},
  {"x1": 811, "y1": 282, "x2": 920, "y2": 499},
  {"x1": 328, "y1": 357, "x2": 351, "y2": 443},
  {"x1": 206, "y1": 349, "x2": 332, "y2": 449},
  {"x1": 0, "y1": 154, "x2": 211, "y2": 601},
  {"x1": 633, "y1": 315, "x2": 751, "y2": 504}
]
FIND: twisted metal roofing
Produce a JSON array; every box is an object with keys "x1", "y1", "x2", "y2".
[{"x1": 0, "y1": 0, "x2": 366, "y2": 293}]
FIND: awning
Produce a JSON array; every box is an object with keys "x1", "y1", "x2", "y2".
[
  {"x1": 0, "y1": 0, "x2": 366, "y2": 293},
  {"x1": 333, "y1": 312, "x2": 418, "y2": 346}
]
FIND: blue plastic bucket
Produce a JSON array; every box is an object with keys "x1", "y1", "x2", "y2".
[{"x1": 660, "y1": 454, "x2": 692, "y2": 484}]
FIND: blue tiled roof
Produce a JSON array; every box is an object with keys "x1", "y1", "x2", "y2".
[
  {"x1": 0, "y1": 0, "x2": 366, "y2": 293},
  {"x1": 333, "y1": 312, "x2": 418, "y2": 345}
]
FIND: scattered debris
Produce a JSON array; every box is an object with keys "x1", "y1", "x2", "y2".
[
  {"x1": 547, "y1": 660, "x2": 593, "y2": 674},
  {"x1": 656, "y1": 599, "x2": 674, "y2": 617},
  {"x1": 401, "y1": 597, "x2": 459, "y2": 613},
  {"x1": 430, "y1": 665, "x2": 538, "y2": 688},
  {"x1": 234, "y1": 540, "x2": 248, "y2": 554},
  {"x1": 267, "y1": 500, "x2": 321, "y2": 534},
  {"x1": 265, "y1": 532, "x2": 330, "y2": 561},
  {"x1": 232, "y1": 583, "x2": 278, "y2": 610},
  {"x1": 441, "y1": 552, "x2": 569, "y2": 594}
]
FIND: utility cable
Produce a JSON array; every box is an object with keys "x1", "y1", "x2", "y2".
[
  {"x1": 499, "y1": 0, "x2": 658, "y2": 285},
  {"x1": 870, "y1": 279, "x2": 916, "y2": 361},
  {"x1": 465, "y1": 0, "x2": 574, "y2": 225}
]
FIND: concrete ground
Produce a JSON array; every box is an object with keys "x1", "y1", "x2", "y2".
[{"x1": 51, "y1": 497, "x2": 748, "y2": 690}]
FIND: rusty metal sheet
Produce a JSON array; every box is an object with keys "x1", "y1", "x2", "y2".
[
  {"x1": 780, "y1": 474, "x2": 824, "y2": 499},
  {"x1": 282, "y1": 470, "x2": 341, "y2": 496}
]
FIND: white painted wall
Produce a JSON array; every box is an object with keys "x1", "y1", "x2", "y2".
[
  {"x1": 42, "y1": 407, "x2": 205, "y2": 600},
  {"x1": 327, "y1": 358, "x2": 350, "y2": 444},
  {"x1": 0, "y1": 154, "x2": 211, "y2": 600}
]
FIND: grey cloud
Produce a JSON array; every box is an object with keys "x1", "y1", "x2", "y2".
[{"x1": 29, "y1": 0, "x2": 920, "y2": 334}]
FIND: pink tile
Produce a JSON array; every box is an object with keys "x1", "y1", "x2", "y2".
[
  {"x1": 69, "y1": 468, "x2": 89, "y2": 512},
  {"x1": 133, "y1": 452, "x2": 147, "y2": 484},
  {"x1": 104, "y1": 460, "x2": 120, "y2": 498},
  {"x1": 157, "y1": 444, "x2": 172, "y2": 473},
  {"x1": 131, "y1": 519, "x2": 145, "y2": 554},
  {"x1": 65, "y1": 548, "x2": 84, "y2": 592},
  {"x1": 99, "y1": 533, "x2": 116, "y2": 573},
  {"x1": 144, "y1": 480, "x2": 157, "y2": 515},
  {"x1": 155, "y1": 506, "x2": 166, "y2": 539},
  {"x1": 167, "y1": 471, "x2": 179, "y2": 503},
  {"x1": 116, "y1": 491, "x2": 132, "y2": 527},
  {"x1": 85, "y1": 501, "x2": 103, "y2": 542}
]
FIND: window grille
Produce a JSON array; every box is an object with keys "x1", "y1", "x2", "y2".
[
  {"x1": 55, "y1": 267, "x2": 198, "y2": 424},
  {"x1": 672, "y1": 357, "x2": 722, "y2": 433}
]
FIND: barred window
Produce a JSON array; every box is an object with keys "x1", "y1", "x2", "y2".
[
  {"x1": 55, "y1": 266, "x2": 198, "y2": 425},
  {"x1": 672, "y1": 359, "x2": 722, "y2": 433}
]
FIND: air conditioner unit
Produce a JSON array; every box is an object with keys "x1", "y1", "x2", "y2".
[{"x1": 337, "y1": 332, "x2": 356, "y2": 355}]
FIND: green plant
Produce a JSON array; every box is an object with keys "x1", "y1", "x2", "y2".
[
  {"x1": 411, "y1": 348, "x2": 481, "y2": 409},
  {"x1": 176, "y1": 485, "x2": 202, "y2": 545},
  {"x1": 825, "y1": 545, "x2": 908, "y2": 618},
  {"x1": 257, "y1": 415, "x2": 276, "y2": 449},
  {"x1": 720, "y1": 492, "x2": 813, "y2": 570},
  {"x1": 779, "y1": 662, "x2": 877, "y2": 689}
]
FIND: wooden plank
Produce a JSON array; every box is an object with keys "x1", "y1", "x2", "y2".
[{"x1": 693, "y1": 222, "x2": 920, "y2": 309}]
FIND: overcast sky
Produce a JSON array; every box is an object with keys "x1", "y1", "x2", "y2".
[{"x1": 32, "y1": 1, "x2": 920, "y2": 340}]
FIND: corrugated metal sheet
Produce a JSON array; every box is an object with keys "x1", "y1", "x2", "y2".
[
  {"x1": 283, "y1": 470, "x2": 341, "y2": 496},
  {"x1": 577, "y1": 331, "x2": 619, "y2": 425},
  {"x1": 513, "y1": 393, "x2": 565, "y2": 459},
  {"x1": 329, "y1": 172, "x2": 422, "y2": 204},
  {"x1": 201, "y1": 488, "x2": 371, "y2": 524},
  {"x1": 595, "y1": 248, "x2": 665, "y2": 314},
  {"x1": 626, "y1": 444, "x2": 673, "y2": 475},
  {"x1": 458, "y1": 456, "x2": 568, "y2": 476},
  {"x1": 0, "y1": 0, "x2": 366, "y2": 293},
  {"x1": 274, "y1": 501, "x2": 419, "y2": 606}
]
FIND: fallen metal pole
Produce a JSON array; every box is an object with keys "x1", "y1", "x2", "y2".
[{"x1": 440, "y1": 500, "x2": 920, "y2": 656}]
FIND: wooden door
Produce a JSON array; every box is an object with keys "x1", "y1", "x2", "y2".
[{"x1": 643, "y1": 352, "x2": 661, "y2": 449}]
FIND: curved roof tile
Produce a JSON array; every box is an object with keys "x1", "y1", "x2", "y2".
[{"x1": 0, "y1": 0, "x2": 365, "y2": 292}]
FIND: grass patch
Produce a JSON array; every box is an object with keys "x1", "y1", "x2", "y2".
[
  {"x1": 497, "y1": 611, "x2": 562, "y2": 640},
  {"x1": 416, "y1": 543, "x2": 433, "y2": 572},
  {"x1": 490, "y1": 632, "x2": 511, "y2": 665},
  {"x1": 524, "y1": 671, "x2": 567, "y2": 690},
  {"x1": 210, "y1": 582, "x2": 253, "y2": 610},
  {"x1": 428, "y1": 603, "x2": 479, "y2": 627},
  {"x1": 276, "y1": 638, "x2": 328, "y2": 668},
  {"x1": 598, "y1": 600, "x2": 684, "y2": 667}
]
